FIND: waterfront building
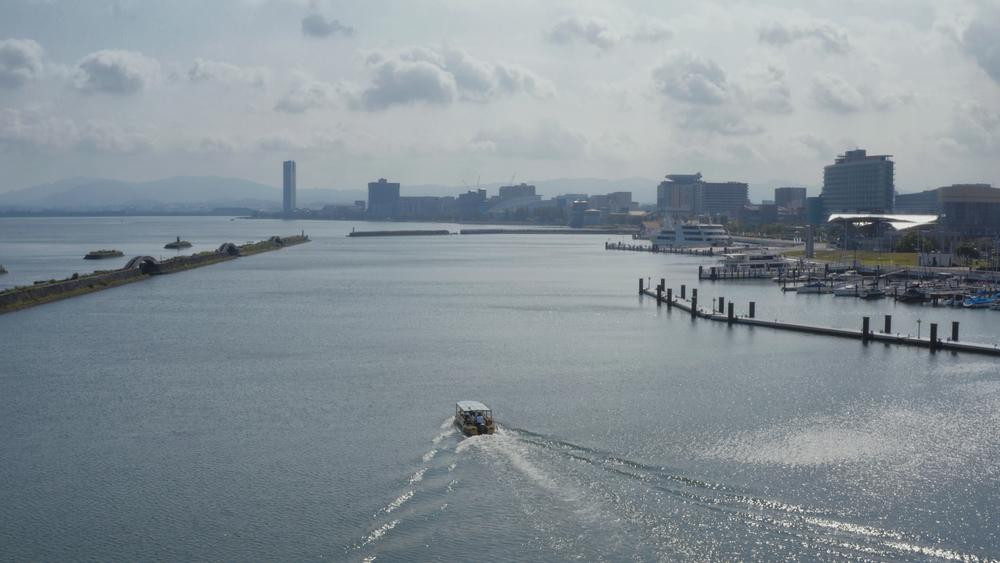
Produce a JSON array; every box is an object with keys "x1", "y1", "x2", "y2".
[
  {"x1": 774, "y1": 187, "x2": 807, "y2": 210},
  {"x1": 282, "y1": 160, "x2": 296, "y2": 214},
  {"x1": 457, "y1": 189, "x2": 487, "y2": 220},
  {"x1": 498, "y1": 183, "x2": 536, "y2": 200},
  {"x1": 806, "y1": 196, "x2": 825, "y2": 225},
  {"x1": 821, "y1": 149, "x2": 895, "y2": 213},
  {"x1": 367, "y1": 178, "x2": 400, "y2": 219},
  {"x1": 700, "y1": 182, "x2": 749, "y2": 219},
  {"x1": 607, "y1": 191, "x2": 634, "y2": 212},
  {"x1": 894, "y1": 189, "x2": 942, "y2": 214},
  {"x1": 938, "y1": 184, "x2": 1000, "y2": 235},
  {"x1": 657, "y1": 173, "x2": 702, "y2": 217}
]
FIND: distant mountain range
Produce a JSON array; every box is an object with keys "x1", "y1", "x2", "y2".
[{"x1": 0, "y1": 176, "x2": 662, "y2": 212}]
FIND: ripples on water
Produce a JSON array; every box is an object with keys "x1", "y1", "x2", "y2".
[{"x1": 351, "y1": 418, "x2": 996, "y2": 562}]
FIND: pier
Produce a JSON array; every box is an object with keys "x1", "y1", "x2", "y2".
[
  {"x1": 638, "y1": 278, "x2": 1000, "y2": 357},
  {"x1": 605, "y1": 241, "x2": 718, "y2": 256},
  {"x1": 0, "y1": 234, "x2": 310, "y2": 315}
]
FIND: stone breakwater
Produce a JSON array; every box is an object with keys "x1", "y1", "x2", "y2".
[{"x1": 0, "y1": 234, "x2": 310, "y2": 315}]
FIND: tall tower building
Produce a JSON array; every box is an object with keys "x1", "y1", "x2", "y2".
[
  {"x1": 367, "y1": 178, "x2": 400, "y2": 219},
  {"x1": 282, "y1": 160, "x2": 296, "y2": 214},
  {"x1": 821, "y1": 149, "x2": 894, "y2": 213}
]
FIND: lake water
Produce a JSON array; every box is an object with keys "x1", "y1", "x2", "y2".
[{"x1": 1, "y1": 216, "x2": 999, "y2": 561}]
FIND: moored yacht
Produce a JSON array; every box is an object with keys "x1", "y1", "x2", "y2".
[{"x1": 653, "y1": 220, "x2": 731, "y2": 247}]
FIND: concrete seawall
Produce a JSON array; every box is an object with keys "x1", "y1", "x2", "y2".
[{"x1": 0, "y1": 234, "x2": 310, "y2": 315}]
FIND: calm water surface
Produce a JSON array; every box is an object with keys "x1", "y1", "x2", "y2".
[{"x1": 1, "y1": 217, "x2": 998, "y2": 561}]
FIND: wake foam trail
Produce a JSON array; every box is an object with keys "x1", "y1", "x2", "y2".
[{"x1": 497, "y1": 427, "x2": 991, "y2": 562}]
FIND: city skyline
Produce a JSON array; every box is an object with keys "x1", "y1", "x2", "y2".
[{"x1": 0, "y1": 0, "x2": 998, "y2": 196}]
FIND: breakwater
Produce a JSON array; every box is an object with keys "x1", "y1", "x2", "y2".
[
  {"x1": 347, "y1": 228, "x2": 637, "y2": 237},
  {"x1": 640, "y1": 278, "x2": 1000, "y2": 357},
  {"x1": 0, "y1": 234, "x2": 309, "y2": 314},
  {"x1": 347, "y1": 230, "x2": 451, "y2": 237}
]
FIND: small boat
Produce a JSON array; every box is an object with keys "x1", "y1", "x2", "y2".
[
  {"x1": 454, "y1": 401, "x2": 496, "y2": 436},
  {"x1": 964, "y1": 293, "x2": 999, "y2": 309},
  {"x1": 796, "y1": 281, "x2": 827, "y2": 294},
  {"x1": 84, "y1": 249, "x2": 124, "y2": 259},
  {"x1": 164, "y1": 236, "x2": 192, "y2": 249},
  {"x1": 897, "y1": 287, "x2": 927, "y2": 303},
  {"x1": 858, "y1": 288, "x2": 886, "y2": 300},
  {"x1": 832, "y1": 284, "x2": 859, "y2": 297}
]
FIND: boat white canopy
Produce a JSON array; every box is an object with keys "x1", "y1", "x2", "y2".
[{"x1": 456, "y1": 400, "x2": 490, "y2": 412}]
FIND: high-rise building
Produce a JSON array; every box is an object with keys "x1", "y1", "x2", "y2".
[
  {"x1": 657, "y1": 174, "x2": 702, "y2": 217},
  {"x1": 367, "y1": 178, "x2": 400, "y2": 218},
  {"x1": 700, "y1": 182, "x2": 749, "y2": 218},
  {"x1": 282, "y1": 160, "x2": 296, "y2": 214},
  {"x1": 821, "y1": 149, "x2": 894, "y2": 213},
  {"x1": 938, "y1": 184, "x2": 1000, "y2": 235},
  {"x1": 774, "y1": 187, "x2": 807, "y2": 210},
  {"x1": 498, "y1": 183, "x2": 536, "y2": 200}
]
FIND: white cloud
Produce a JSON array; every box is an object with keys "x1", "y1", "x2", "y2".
[
  {"x1": 546, "y1": 15, "x2": 621, "y2": 50},
  {"x1": 0, "y1": 38, "x2": 44, "y2": 88},
  {"x1": 758, "y1": 18, "x2": 850, "y2": 54},
  {"x1": 675, "y1": 108, "x2": 763, "y2": 136},
  {"x1": 301, "y1": 14, "x2": 354, "y2": 38},
  {"x1": 354, "y1": 46, "x2": 552, "y2": 111},
  {"x1": 652, "y1": 50, "x2": 729, "y2": 105},
  {"x1": 472, "y1": 120, "x2": 587, "y2": 160},
  {"x1": 75, "y1": 49, "x2": 161, "y2": 95},
  {"x1": 811, "y1": 73, "x2": 865, "y2": 113},
  {"x1": 188, "y1": 58, "x2": 269, "y2": 88},
  {"x1": 631, "y1": 20, "x2": 673, "y2": 43},
  {"x1": 939, "y1": 101, "x2": 1000, "y2": 155},
  {"x1": 962, "y1": 8, "x2": 1000, "y2": 85},
  {"x1": 0, "y1": 108, "x2": 150, "y2": 153},
  {"x1": 747, "y1": 65, "x2": 792, "y2": 114},
  {"x1": 275, "y1": 71, "x2": 340, "y2": 113}
]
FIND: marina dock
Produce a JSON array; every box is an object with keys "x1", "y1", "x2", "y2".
[{"x1": 639, "y1": 279, "x2": 1000, "y2": 357}]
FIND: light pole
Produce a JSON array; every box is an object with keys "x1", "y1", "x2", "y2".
[{"x1": 917, "y1": 318, "x2": 922, "y2": 339}]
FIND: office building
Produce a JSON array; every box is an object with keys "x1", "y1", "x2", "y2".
[
  {"x1": 821, "y1": 149, "x2": 894, "y2": 213},
  {"x1": 774, "y1": 187, "x2": 807, "y2": 210},
  {"x1": 657, "y1": 174, "x2": 702, "y2": 216},
  {"x1": 367, "y1": 178, "x2": 400, "y2": 219},
  {"x1": 938, "y1": 184, "x2": 1000, "y2": 235},
  {"x1": 700, "y1": 182, "x2": 749, "y2": 218},
  {"x1": 282, "y1": 160, "x2": 296, "y2": 214},
  {"x1": 806, "y1": 196, "x2": 825, "y2": 225},
  {"x1": 498, "y1": 183, "x2": 536, "y2": 200},
  {"x1": 894, "y1": 189, "x2": 942, "y2": 214}
]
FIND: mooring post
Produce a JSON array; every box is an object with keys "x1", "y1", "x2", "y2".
[
  {"x1": 711, "y1": 267, "x2": 717, "y2": 280},
  {"x1": 884, "y1": 315, "x2": 892, "y2": 334},
  {"x1": 718, "y1": 296, "x2": 725, "y2": 313},
  {"x1": 930, "y1": 323, "x2": 938, "y2": 350},
  {"x1": 660, "y1": 278, "x2": 665, "y2": 292},
  {"x1": 699, "y1": 265, "x2": 703, "y2": 279},
  {"x1": 656, "y1": 285, "x2": 662, "y2": 305},
  {"x1": 862, "y1": 316, "x2": 870, "y2": 342},
  {"x1": 639, "y1": 278, "x2": 644, "y2": 295},
  {"x1": 727, "y1": 302, "x2": 734, "y2": 324},
  {"x1": 691, "y1": 294, "x2": 697, "y2": 317},
  {"x1": 666, "y1": 288, "x2": 672, "y2": 307},
  {"x1": 681, "y1": 284, "x2": 686, "y2": 299},
  {"x1": 749, "y1": 301, "x2": 755, "y2": 318},
  {"x1": 952, "y1": 321, "x2": 959, "y2": 342}
]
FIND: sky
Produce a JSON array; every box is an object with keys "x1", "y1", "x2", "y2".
[{"x1": 0, "y1": 0, "x2": 998, "y2": 201}]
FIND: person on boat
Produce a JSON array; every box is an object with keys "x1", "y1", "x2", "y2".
[{"x1": 474, "y1": 412, "x2": 487, "y2": 434}]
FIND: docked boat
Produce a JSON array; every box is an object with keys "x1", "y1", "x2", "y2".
[
  {"x1": 963, "y1": 293, "x2": 999, "y2": 309},
  {"x1": 858, "y1": 288, "x2": 886, "y2": 300},
  {"x1": 832, "y1": 284, "x2": 859, "y2": 297},
  {"x1": 796, "y1": 281, "x2": 828, "y2": 294},
  {"x1": 164, "y1": 236, "x2": 192, "y2": 249},
  {"x1": 84, "y1": 249, "x2": 124, "y2": 259},
  {"x1": 454, "y1": 401, "x2": 496, "y2": 436},
  {"x1": 720, "y1": 252, "x2": 791, "y2": 271},
  {"x1": 653, "y1": 220, "x2": 731, "y2": 248},
  {"x1": 896, "y1": 287, "x2": 927, "y2": 303}
]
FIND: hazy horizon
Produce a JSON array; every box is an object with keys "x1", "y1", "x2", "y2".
[{"x1": 1, "y1": 0, "x2": 998, "y2": 199}]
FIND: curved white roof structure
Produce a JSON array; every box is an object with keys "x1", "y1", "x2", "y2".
[{"x1": 827, "y1": 214, "x2": 938, "y2": 231}]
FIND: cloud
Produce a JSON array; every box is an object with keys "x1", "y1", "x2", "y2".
[
  {"x1": 546, "y1": 16, "x2": 621, "y2": 50},
  {"x1": 275, "y1": 71, "x2": 340, "y2": 113},
  {"x1": 0, "y1": 108, "x2": 150, "y2": 153},
  {"x1": 188, "y1": 58, "x2": 269, "y2": 88},
  {"x1": 796, "y1": 133, "x2": 832, "y2": 159},
  {"x1": 301, "y1": 13, "x2": 354, "y2": 38},
  {"x1": 938, "y1": 101, "x2": 1000, "y2": 155},
  {"x1": 747, "y1": 65, "x2": 792, "y2": 114},
  {"x1": 652, "y1": 50, "x2": 729, "y2": 105},
  {"x1": 472, "y1": 120, "x2": 588, "y2": 160},
  {"x1": 758, "y1": 19, "x2": 850, "y2": 54},
  {"x1": 675, "y1": 108, "x2": 763, "y2": 136},
  {"x1": 545, "y1": 16, "x2": 673, "y2": 49},
  {"x1": 354, "y1": 46, "x2": 552, "y2": 111},
  {"x1": 0, "y1": 38, "x2": 44, "y2": 88},
  {"x1": 810, "y1": 73, "x2": 865, "y2": 113},
  {"x1": 75, "y1": 49, "x2": 160, "y2": 94},
  {"x1": 256, "y1": 130, "x2": 345, "y2": 152},
  {"x1": 962, "y1": 9, "x2": 1000, "y2": 85}
]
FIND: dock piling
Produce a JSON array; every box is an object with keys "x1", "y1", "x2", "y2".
[
  {"x1": 639, "y1": 278, "x2": 644, "y2": 295},
  {"x1": 884, "y1": 315, "x2": 892, "y2": 334},
  {"x1": 727, "y1": 302, "x2": 734, "y2": 324},
  {"x1": 930, "y1": 323, "x2": 939, "y2": 350},
  {"x1": 656, "y1": 285, "x2": 662, "y2": 305},
  {"x1": 749, "y1": 301, "x2": 755, "y2": 318},
  {"x1": 681, "y1": 284, "x2": 686, "y2": 299},
  {"x1": 862, "y1": 317, "x2": 870, "y2": 342},
  {"x1": 718, "y1": 297, "x2": 725, "y2": 314},
  {"x1": 666, "y1": 288, "x2": 672, "y2": 307},
  {"x1": 952, "y1": 321, "x2": 959, "y2": 342}
]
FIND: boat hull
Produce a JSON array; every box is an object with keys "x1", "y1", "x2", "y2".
[{"x1": 455, "y1": 418, "x2": 496, "y2": 436}]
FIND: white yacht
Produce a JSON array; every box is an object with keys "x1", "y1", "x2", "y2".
[
  {"x1": 653, "y1": 221, "x2": 731, "y2": 247},
  {"x1": 720, "y1": 252, "x2": 791, "y2": 271}
]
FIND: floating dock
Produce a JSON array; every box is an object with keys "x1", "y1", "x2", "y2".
[{"x1": 639, "y1": 278, "x2": 1000, "y2": 357}]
